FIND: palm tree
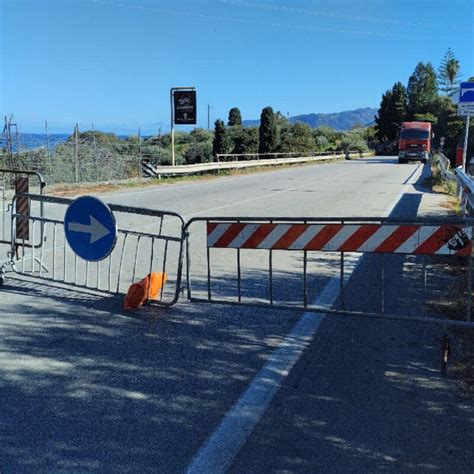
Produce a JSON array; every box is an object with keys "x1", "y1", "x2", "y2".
[
  {"x1": 445, "y1": 58, "x2": 461, "y2": 94},
  {"x1": 438, "y1": 49, "x2": 462, "y2": 95}
]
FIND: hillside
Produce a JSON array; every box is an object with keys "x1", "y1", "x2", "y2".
[{"x1": 243, "y1": 107, "x2": 377, "y2": 130}]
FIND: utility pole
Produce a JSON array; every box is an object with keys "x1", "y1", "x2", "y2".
[
  {"x1": 45, "y1": 120, "x2": 50, "y2": 156},
  {"x1": 208, "y1": 104, "x2": 212, "y2": 130},
  {"x1": 74, "y1": 123, "x2": 79, "y2": 183},
  {"x1": 462, "y1": 115, "x2": 470, "y2": 171},
  {"x1": 45, "y1": 119, "x2": 53, "y2": 183},
  {"x1": 1, "y1": 115, "x2": 18, "y2": 168},
  {"x1": 93, "y1": 129, "x2": 98, "y2": 182},
  {"x1": 138, "y1": 126, "x2": 142, "y2": 175}
]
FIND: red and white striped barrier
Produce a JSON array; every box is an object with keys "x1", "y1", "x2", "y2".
[{"x1": 207, "y1": 222, "x2": 472, "y2": 256}]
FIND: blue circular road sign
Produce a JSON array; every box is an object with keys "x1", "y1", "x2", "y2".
[{"x1": 64, "y1": 196, "x2": 117, "y2": 262}]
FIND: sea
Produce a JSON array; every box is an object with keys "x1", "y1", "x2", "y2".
[
  {"x1": 2, "y1": 133, "x2": 69, "y2": 151},
  {"x1": 3, "y1": 133, "x2": 132, "y2": 151}
]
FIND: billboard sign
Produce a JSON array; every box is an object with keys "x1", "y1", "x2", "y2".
[{"x1": 174, "y1": 90, "x2": 197, "y2": 124}]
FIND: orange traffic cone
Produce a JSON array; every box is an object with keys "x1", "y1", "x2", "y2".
[{"x1": 123, "y1": 272, "x2": 167, "y2": 310}]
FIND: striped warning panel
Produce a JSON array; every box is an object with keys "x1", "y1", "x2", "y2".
[
  {"x1": 207, "y1": 222, "x2": 473, "y2": 256},
  {"x1": 142, "y1": 160, "x2": 160, "y2": 178},
  {"x1": 15, "y1": 177, "x2": 29, "y2": 241}
]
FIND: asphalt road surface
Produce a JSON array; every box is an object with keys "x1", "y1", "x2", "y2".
[{"x1": 0, "y1": 156, "x2": 472, "y2": 473}]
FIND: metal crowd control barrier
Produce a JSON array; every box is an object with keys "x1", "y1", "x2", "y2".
[
  {"x1": 1, "y1": 169, "x2": 46, "y2": 281},
  {"x1": 4, "y1": 193, "x2": 185, "y2": 306},
  {"x1": 184, "y1": 216, "x2": 474, "y2": 329}
]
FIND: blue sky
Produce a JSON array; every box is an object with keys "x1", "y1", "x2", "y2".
[{"x1": 1, "y1": 0, "x2": 473, "y2": 134}]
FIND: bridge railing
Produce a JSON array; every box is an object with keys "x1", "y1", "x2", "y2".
[{"x1": 437, "y1": 153, "x2": 474, "y2": 216}]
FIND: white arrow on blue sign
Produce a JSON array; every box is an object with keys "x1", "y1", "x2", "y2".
[{"x1": 64, "y1": 196, "x2": 117, "y2": 261}]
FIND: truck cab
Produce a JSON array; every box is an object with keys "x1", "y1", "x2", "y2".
[{"x1": 398, "y1": 122, "x2": 432, "y2": 164}]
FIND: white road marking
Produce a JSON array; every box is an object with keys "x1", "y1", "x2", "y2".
[
  {"x1": 182, "y1": 166, "x2": 370, "y2": 220},
  {"x1": 186, "y1": 254, "x2": 360, "y2": 474},
  {"x1": 185, "y1": 163, "x2": 423, "y2": 474}
]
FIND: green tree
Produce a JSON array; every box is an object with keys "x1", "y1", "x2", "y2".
[
  {"x1": 375, "y1": 82, "x2": 407, "y2": 142},
  {"x1": 228, "y1": 107, "x2": 242, "y2": 126},
  {"x1": 314, "y1": 135, "x2": 330, "y2": 151},
  {"x1": 438, "y1": 48, "x2": 461, "y2": 95},
  {"x1": 274, "y1": 111, "x2": 289, "y2": 128},
  {"x1": 184, "y1": 142, "x2": 213, "y2": 164},
  {"x1": 412, "y1": 113, "x2": 437, "y2": 124},
  {"x1": 278, "y1": 123, "x2": 315, "y2": 153},
  {"x1": 362, "y1": 126, "x2": 377, "y2": 148},
  {"x1": 313, "y1": 126, "x2": 340, "y2": 151},
  {"x1": 429, "y1": 95, "x2": 464, "y2": 162},
  {"x1": 190, "y1": 127, "x2": 213, "y2": 143},
  {"x1": 339, "y1": 130, "x2": 369, "y2": 153},
  {"x1": 212, "y1": 119, "x2": 228, "y2": 157},
  {"x1": 407, "y1": 62, "x2": 438, "y2": 117},
  {"x1": 258, "y1": 107, "x2": 279, "y2": 154},
  {"x1": 231, "y1": 127, "x2": 259, "y2": 155}
]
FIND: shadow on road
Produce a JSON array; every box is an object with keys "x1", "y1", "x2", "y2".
[
  {"x1": 1, "y1": 160, "x2": 470, "y2": 472},
  {"x1": 0, "y1": 277, "x2": 300, "y2": 472}
]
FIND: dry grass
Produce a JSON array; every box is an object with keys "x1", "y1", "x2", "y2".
[{"x1": 424, "y1": 173, "x2": 461, "y2": 215}]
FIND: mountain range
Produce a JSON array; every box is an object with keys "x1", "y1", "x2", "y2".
[{"x1": 243, "y1": 107, "x2": 377, "y2": 130}]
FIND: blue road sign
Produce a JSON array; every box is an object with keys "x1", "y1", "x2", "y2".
[
  {"x1": 460, "y1": 82, "x2": 474, "y2": 103},
  {"x1": 64, "y1": 196, "x2": 117, "y2": 261},
  {"x1": 458, "y1": 82, "x2": 474, "y2": 116}
]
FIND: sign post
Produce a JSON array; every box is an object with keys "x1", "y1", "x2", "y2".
[
  {"x1": 458, "y1": 82, "x2": 474, "y2": 171},
  {"x1": 170, "y1": 87, "x2": 196, "y2": 166}
]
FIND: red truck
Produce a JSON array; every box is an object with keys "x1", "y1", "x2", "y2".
[{"x1": 398, "y1": 122, "x2": 432, "y2": 164}]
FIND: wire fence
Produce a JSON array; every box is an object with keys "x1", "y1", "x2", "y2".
[
  {"x1": 0, "y1": 129, "x2": 174, "y2": 185},
  {"x1": 0, "y1": 140, "x2": 144, "y2": 185}
]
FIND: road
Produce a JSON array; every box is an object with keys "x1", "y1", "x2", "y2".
[{"x1": 0, "y1": 156, "x2": 472, "y2": 473}]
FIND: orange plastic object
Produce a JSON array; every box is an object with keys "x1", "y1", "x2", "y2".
[{"x1": 123, "y1": 272, "x2": 167, "y2": 310}]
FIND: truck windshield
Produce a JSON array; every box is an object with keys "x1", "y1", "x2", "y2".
[{"x1": 400, "y1": 129, "x2": 430, "y2": 140}]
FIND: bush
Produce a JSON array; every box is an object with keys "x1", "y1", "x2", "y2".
[{"x1": 184, "y1": 142, "x2": 213, "y2": 164}]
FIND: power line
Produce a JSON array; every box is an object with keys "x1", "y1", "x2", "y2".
[
  {"x1": 220, "y1": 0, "x2": 473, "y2": 32},
  {"x1": 86, "y1": 0, "x2": 467, "y2": 40}
]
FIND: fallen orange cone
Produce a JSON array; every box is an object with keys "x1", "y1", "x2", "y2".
[{"x1": 123, "y1": 272, "x2": 167, "y2": 310}]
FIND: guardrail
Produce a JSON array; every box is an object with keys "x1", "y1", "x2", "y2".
[
  {"x1": 142, "y1": 151, "x2": 374, "y2": 177},
  {"x1": 454, "y1": 167, "x2": 474, "y2": 215},
  {"x1": 437, "y1": 153, "x2": 457, "y2": 182},
  {"x1": 215, "y1": 150, "x2": 345, "y2": 162},
  {"x1": 437, "y1": 153, "x2": 474, "y2": 216}
]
